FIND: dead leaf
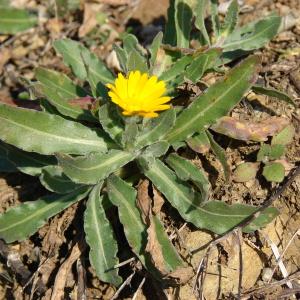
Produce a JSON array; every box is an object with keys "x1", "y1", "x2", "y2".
[
  {"x1": 166, "y1": 266, "x2": 194, "y2": 284},
  {"x1": 94, "y1": 0, "x2": 130, "y2": 4},
  {"x1": 136, "y1": 179, "x2": 151, "y2": 224},
  {"x1": 0, "y1": 48, "x2": 11, "y2": 74},
  {"x1": 79, "y1": 3, "x2": 103, "y2": 38},
  {"x1": 50, "y1": 243, "x2": 85, "y2": 300},
  {"x1": 46, "y1": 18, "x2": 64, "y2": 37},
  {"x1": 152, "y1": 186, "x2": 164, "y2": 215},
  {"x1": 211, "y1": 116, "x2": 290, "y2": 142},
  {"x1": 145, "y1": 216, "x2": 168, "y2": 275}
]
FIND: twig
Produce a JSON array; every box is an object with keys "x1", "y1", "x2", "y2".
[
  {"x1": 235, "y1": 230, "x2": 243, "y2": 300},
  {"x1": 132, "y1": 277, "x2": 146, "y2": 300},
  {"x1": 110, "y1": 272, "x2": 135, "y2": 300},
  {"x1": 268, "y1": 228, "x2": 300, "y2": 283},
  {"x1": 77, "y1": 257, "x2": 87, "y2": 300},
  {"x1": 113, "y1": 257, "x2": 136, "y2": 269}
]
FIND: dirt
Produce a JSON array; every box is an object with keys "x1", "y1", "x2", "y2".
[{"x1": 0, "y1": 0, "x2": 299, "y2": 299}]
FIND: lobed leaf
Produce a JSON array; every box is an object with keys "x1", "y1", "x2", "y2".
[
  {"x1": 57, "y1": 150, "x2": 136, "y2": 184},
  {"x1": 141, "y1": 158, "x2": 278, "y2": 234},
  {"x1": 0, "y1": 103, "x2": 109, "y2": 155},
  {"x1": 166, "y1": 55, "x2": 259, "y2": 143},
  {"x1": 0, "y1": 187, "x2": 90, "y2": 243},
  {"x1": 84, "y1": 184, "x2": 122, "y2": 286}
]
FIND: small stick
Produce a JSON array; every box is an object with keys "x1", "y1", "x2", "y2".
[
  {"x1": 110, "y1": 272, "x2": 135, "y2": 300},
  {"x1": 113, "y1": 257, "x2": 136, "y2": 269},
  {"x1": 132, "y1": 277, "x2": 146, "y2": 300}
]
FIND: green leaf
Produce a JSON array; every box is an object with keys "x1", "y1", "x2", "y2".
[
  {"x1": 0, "y1": 187, "x2": 90, "y2": 243},
  {"x1": 185, "y1": 48, "x2": 222, "y2": 82},
  {"x1": 141, "y1": 158, "x2": 278, "y2": 234},
  {"x1": 166, "y1": 55, "x2": 259, "y2": 143},
  {"x1": 149, "y1": 32, "x2": 163, "y2": 71},
  {"x1": 272, "y1": 125, "x2": 295, "y2": 146},
  {"x1": 223, "y1": 15, "x2": 281, "y2": 52},
  {"x1": 0, "y1": 144, "x2": 17, "y2": 172},
  {"x1": 166, "y1": 153, "x2": 210, "y2": 201},
  {"x1": 221, "y1": 0, "x2": 239, "y2": 37},
  {"x1": 206, "y1": 131, "x2": 231, "y2": 181},
  {"x1": 0, "y1": 142, "x2": 56, "y2": 176},
  {"x1": 174, "y1": 0, "x2": 193, "y2": 48},
  {"x1": 136, "y1": 109, "x2": 176, "y2": 149},
  {"x1": 233, "y1": 162, "x2": 259, "y2": 182},
  {"x1": 107, "y1": 175, "x2": 147, "y2": 265},
  {"x1": 127, "y1": 49, "x2": 148, "y2": 73},
  {"x1": 257, "y1": 143, "x2": 285, "y2": 162},
  {"x1": 40, "y1": 166, "x2": 83, "y2": 194},
  {"x1": 98, "y1": 103, "x2": 124, "y2": 145},
  {"x1": 186, "y1": 130, "x2": 211, "y2": 154},
  {"x1": 113, "y1": 44, "x2": 128, "y2": 73},
  {"x1": 84, "y1": 183, "x2": 122, "y2": 286},
  {"x1": 210, "y1": 0, "x2": 221, "y2": 38},
  {"x1": 159, "y1": 55, "x2": 193, "y2": 82},
  {"x1": 262, "y1": 162, "x2": 285, "y2": 183},
  {"x1": 36, "y1": 68, "x2": 96, "y2": 122},
  {"x1": 53, "y1": 39, "x2": 115, "y2": 90},
  {"x1": 164, "y1": 0, "x2": 177, "y2": 46},
  {"x1": 0, "y1": 8, "x2": 37, "y2": 34},
  {"x1": 194, "y1": 0, "x2": 210, "y2": 45},
  {"x1": 57, "y1": 150, "x2": 136, "y2": 184},
  {"x1": 252, "y1": 85, "x2": 296, "y2": 107},
  {"x1": 143, "y1": 141, "x2": 169, "y2": 158},
  {"x1": 0, "y1": 103, "x2": 109, "y2": 155},
  {"x1": 123, "y1": 34, "x2": 144, "y2": 56},
  {"x1": 121, "y1": 122, "x2": 139, "y2": 150}
]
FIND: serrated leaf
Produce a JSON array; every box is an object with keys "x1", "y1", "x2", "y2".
[
  {"x1": 221, "y1": 0, "x2": 239, "y2": 37},
  {"x1": 0, "y1": 187, "x2": 90, "y2": 243},
  {"x1": 166, "y1": 55, "x2": 259, "y2": 143},
  {"x1": 107, "y1": 175, "x2": 147, "y2": 265},
  {"x1": 40, "y1": 166, "x2": 83, "y2": 194},
  {"x1": 185, "y1": 48, "x2": 222, "y2": 82},
  {"x1": 194, "y1": 0, "x2": 210, "y2": 45},
  {"x1": 36, "y1": 68, "x2": 96, "y2": 122},
  {"x1": 206, "y1": 131, "x2": 231, "y2": 181},
  {"x1": 141, "y1": 158, "x2": 278, "y2": 234},
  {"x1": 186, "y1": 130, "x2": 211, "y2": 154},
  {"x1": 57, "y1": 150, "x2": 136, "y2": 184},
  {"x1": 98, "y1": 103, "x2": 124, "y2": 145},
  {"x1": 84, "y1": 183, "x2": 122, "y2": 286},
  {"x1": 174, "y1": 0, "x2": 193, "y2": 48},
  {"x1": 233, "y1": 162, "x2": 259, "y2": 182},
  {"x1": 252, "y1": 85, "x2": 296, "y2": 107},
  {"x1": 0, "y1": 8, "x2": 37, "y2": 34},
  {"x1": 272, "y1": 125, "x2": 295, "y2": 146},
  {"x1": 223, "y1": 15, "x2": 281, "y2": 52},
  {"x1": 149, "y1": 32, "x2": 163, "y2": 71},
  {"x1": 136, "y1": 109, "x2": 176, "y2": 149},
  {"x1": 262, "y1": 162, "x2": 285, "y2": 183},
  {"x1": 0, "y1": 103, "x2": 109, "y2": 155},
  {"x1": 166, "y1": 153, "x2": 211, "y2": 201}
]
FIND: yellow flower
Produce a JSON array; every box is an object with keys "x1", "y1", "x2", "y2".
[{"x1": 106, "y1": 71, "x2": 171, "y2": 118}]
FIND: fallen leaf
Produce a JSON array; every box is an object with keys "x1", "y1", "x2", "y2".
[
  {"x1": 0, "y1": 48, "x2": 11, "y2": 74},
  {"x1": 152, "y1": 186, "x2": 164, "y2": 215},
  {"x1": 136, "y1": 179, "x2": 151, "y2": 224},
  {"x1": 211, "y1": 116, "x2": 290, "y2": 142}
]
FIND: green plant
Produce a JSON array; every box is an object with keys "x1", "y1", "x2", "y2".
[{"x1": 0, "y1": 0, "x2": 290, "y2": 287}]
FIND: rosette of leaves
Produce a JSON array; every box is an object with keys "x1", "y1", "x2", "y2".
[{"x1": 0, "y1": 0, "x2": 284, "y2": 287}]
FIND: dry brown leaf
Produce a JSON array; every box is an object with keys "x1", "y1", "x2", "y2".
[
  {"x1": 0, "y1": 48, "x2": 11, "y2": 75},
  {"x1": 136, "y1": 179, "x2": 151, "y2": 224},
  {"x1": 50, "y1": 243, "x2": 84, "y2": 300},
  {"x1": 145, "y1": 216, "x2": 168, "y2": 275},
  {"x1": 152, "y1": 186, "x2": 164, "y2": 215},
  {"x1": 79, "y1": 3, "x2": 103, "y2": 38},
  {"x1": 94, "y1": 0, "x2": 130, "y2": 5},
  {"x1": 166, "y1": 266, "x2": 194, "y2": 285},
  {"x1": 211, "y1": 116, "x2": 290, "y2": 142},
  {"x1": 46, "y1": 19, "x2": 64, "y2": 37}
]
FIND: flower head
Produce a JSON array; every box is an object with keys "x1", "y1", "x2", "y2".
[{"x1": 106, "y1": 71, "x2": 171, "y2": 118}]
